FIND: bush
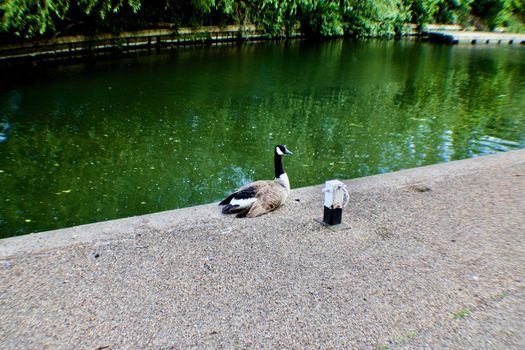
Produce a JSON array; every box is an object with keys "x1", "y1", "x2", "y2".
[{"x1": 1, "y1": 0, "x2": 523, "y2": 40}]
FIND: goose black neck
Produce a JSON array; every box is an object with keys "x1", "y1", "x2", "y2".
[{"x1": 274, "y1": 153, "x2": 285, "y2": 178}]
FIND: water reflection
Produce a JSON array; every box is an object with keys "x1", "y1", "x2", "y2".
[{"x1": 0, "y1": 40, "x2": 524, "y2": 237}]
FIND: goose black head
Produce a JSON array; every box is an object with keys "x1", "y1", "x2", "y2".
[{"x1": 275, "y1": 144, "x2": 293, "y2": 156}]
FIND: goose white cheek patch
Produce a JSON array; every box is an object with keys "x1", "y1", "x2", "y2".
[{"x1": 276, "y1": 147, "x2": 284, "y2": 155}]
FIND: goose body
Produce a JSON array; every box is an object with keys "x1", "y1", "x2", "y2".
[{"x1": 219, "y1": 145, "x2": 292, "y2": 218}]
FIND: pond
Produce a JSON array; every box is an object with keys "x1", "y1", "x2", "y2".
[{"x1": 1, "y1": 39, "x2": 525, "y2": 237}]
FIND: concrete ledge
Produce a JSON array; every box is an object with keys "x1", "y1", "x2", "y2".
[
  {"x1": 426, "y1": 30, "x2": 525, "y2": 45},
  {"x1": 1, "y1": 149, "x2": 524, "y2": 349},
  {"x1": 2, "y1": 149, "x2": 523, "y2": 258}
]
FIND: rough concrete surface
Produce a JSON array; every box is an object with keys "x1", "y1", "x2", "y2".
[{"x1": 1, "y1": 150, "x2": 524, "y2": 349}]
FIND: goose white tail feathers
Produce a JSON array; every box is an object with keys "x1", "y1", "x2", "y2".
[{"x1": 219, "y1": 145, "x2": 292, "y2": 218}]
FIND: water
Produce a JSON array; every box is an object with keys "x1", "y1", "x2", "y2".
[{"x1": 1, "y1": 39, "x2": 524, "y2": 237}]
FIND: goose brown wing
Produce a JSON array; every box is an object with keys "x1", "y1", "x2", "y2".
[{"x1": 246, "y1": 182, "x2": 287, "y2": 218}]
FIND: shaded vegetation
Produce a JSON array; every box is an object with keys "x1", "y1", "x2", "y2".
[{"x1": 1, "y1": 0, "x2": 524, "y2": 40}]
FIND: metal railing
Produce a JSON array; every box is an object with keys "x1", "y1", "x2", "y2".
[{"x1": 0, "y1": 25, "x2": 303, "y2": 66}]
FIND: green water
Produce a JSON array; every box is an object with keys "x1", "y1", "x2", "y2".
[{"x1": 1, "y1": 39, "x2": 525, "y2": 237}]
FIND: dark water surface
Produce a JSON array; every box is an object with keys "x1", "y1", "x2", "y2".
[{"x1": 1, "y1": 40, "x2": 524, "y2": 237}]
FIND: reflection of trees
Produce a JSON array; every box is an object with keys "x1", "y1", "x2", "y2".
[
  {"x1": 1, "y1": 40, "x2": 524, "y2": 236},
  {"x1": 392, "y1": 45, "x2": 525, "y2": 162}
]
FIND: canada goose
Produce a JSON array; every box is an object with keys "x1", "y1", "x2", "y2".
[{"x1": 219, "y1": 144, "x2": 293, "y2": 218}]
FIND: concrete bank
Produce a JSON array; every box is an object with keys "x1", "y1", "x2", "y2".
[
  {"x1": 425, "y1": 30, "x2": 525, "y2": 45},
  {"x1": 1, "y1": 150, "x2": 524, "y2": 349}
]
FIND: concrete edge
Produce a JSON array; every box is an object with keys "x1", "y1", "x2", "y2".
[{"x1": 1, "y1": 149, "x2": 524, "y2": 258}]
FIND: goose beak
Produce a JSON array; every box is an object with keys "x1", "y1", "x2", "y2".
[{"x1": 284, "y1": 145, "x2": 293, "y2": 155}]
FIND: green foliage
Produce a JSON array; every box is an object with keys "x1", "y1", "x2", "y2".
[
  {"x1": 301, "y1": 1, "x2": 344, "y2": 37},
  {"x1": 514, "y1": 0, "x2": 525, "y2": 19},
  {"x1": 0, "y1": 0, "x2": 524, "y2": 39},
  {"x1": 216, "y1": 0, "x2": 248, "y2": 26},
  {"x1": 410, "y1": 0, "x2": 474, "y2": 26},
  {"x1": 471, "y1": 0, "x2": 513, "y2": 29},
  {"x1": 505, "y1": 13, "x2": 525, "y2": 32},
  {"x1": 410, "y1": 0, "x2": 442, "y2": 25},
  {"x1": 342, "y1": 0, "x2": 410, "y2": 37},
  {"x1": 0, "y1": 0, "x2": 142, "y2": 37},
  {"x1": 77, "y1": 0, "x2": 141, "y2": 18},
  {"x1": 250, "y1": 0, "x2": 302, "y2": 37},
  {"x1": 0, "y1": 0, "x2": 70, "y2": 37}
]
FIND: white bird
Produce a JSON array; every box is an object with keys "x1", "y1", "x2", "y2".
[{"x1": 219, "y1": 144, "x2": 293, "y2": 218}]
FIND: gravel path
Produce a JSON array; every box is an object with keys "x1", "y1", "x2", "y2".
[{"x1": 1, "y1": 150, "x2": 524, "y2": 349}]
